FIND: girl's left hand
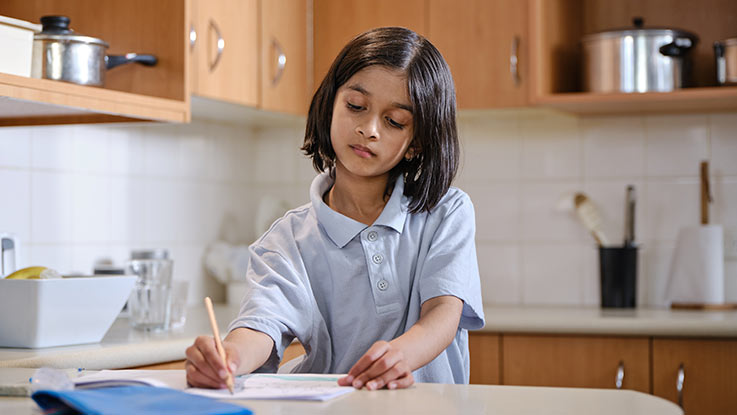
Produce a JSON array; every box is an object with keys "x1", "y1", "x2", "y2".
[{"x1": 338, "y1": 340, "x2": 414, "y2": 390}]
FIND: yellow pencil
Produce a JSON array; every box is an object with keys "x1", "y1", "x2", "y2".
[{"x1": 204, "y1": 296, "x2": 235, "y2": 394}]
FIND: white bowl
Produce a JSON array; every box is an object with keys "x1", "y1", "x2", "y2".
[{"x1": 0, "y1": 275, "x2": 136, "y2": 348}]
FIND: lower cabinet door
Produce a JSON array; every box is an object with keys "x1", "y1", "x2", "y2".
[
  {"x1": 469, "y1": 332, "x2": 500, "y2": 384},
  {"x1": 502, "y1": 334, "x2": 650, "y2": 392},
  {"x1": 653, "y1": 338, "x2": 737, "y2": 415}
]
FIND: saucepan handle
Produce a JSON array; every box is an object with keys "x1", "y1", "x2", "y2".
[{"x1": 106, "y1": 54, "x2": 158, "y2": 70}]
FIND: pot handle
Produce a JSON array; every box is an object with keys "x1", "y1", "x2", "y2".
[
  {"x1": 659, "y1": 38, "x2": 694, "y2": 57},
  {"x1": 106, "y1": 54, "x2": 158, "y2": 70}
]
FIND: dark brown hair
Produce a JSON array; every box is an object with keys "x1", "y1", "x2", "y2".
[{"x1": 302, "y1": 27, "x2": 458, "y2": 213}]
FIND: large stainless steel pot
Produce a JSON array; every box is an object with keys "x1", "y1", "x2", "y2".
[
  {"x1": 582, "y1": 18, "x2": 698, "y2": 93},
  {"x1": 714, "y1": 38, "x2": 737, "y2": 85},
  {"x1": 31, "y1": 15, "x2": 157, "y2": 87}
]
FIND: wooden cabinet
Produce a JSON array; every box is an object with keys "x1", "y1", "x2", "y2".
[
  {"x1": 260, "y1": 0, "x2": 309, "y2": 115},
  {"x1": 0, "y1": 0, "x2": 189, "y2": 126},
  {"x1": 653, "y1": 338, "x2": 737, "y2": 415},
  {"x1": 530, "y1": 0, "x2": 737, "y2": 114},
  {"x1": 191, "y1": 0, "x2": 308, "y2": 115},
  {"x1": 469, "y1": 333, "x2": 500, "y2": 384},
  {"x1": 313, "y1": 0, "x2": 426, "y2": 91},
  {"x1": 190, "y1": 0, "x2": 259, "y2": 107},
  {"x1": 427, "y1": 0, "x2": 528, "y2": 109},
  {"x1": 502, "y1": 334, "x2": 650, "y2": 392}
]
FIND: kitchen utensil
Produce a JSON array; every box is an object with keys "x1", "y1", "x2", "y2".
[
  {"x1": 574, "y1": 193, "x2": 609, "y2": 246},
  {"x1": 624, "y1": 185, "x2": 636, "y2": 247},
  {"x1": 0, "y1": 233, "x2": 17, "y2": 278},
  {"x1": 0, "y1": 15, "x2": 41, "y2": 77},
  {"x1": 0, "y1": 275, "x2": 136, "y2": 348},
  {"x1": 31, "y1": 15, "x2": 157, "y2": 87},
  {"x1": 714, "y1": 38, "x2": 737, "y2": 85},
  {"x1": 582, "y1": 17, "x2": 698, "y2": 93},
  {"x1": 125, "y1": 249, "x2": 173, "y2": 331}
]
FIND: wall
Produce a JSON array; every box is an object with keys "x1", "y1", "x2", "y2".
[{"x1": 1, "y1": 110, "x2": 735, "y2": 307}]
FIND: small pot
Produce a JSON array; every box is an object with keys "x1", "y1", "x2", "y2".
[
  {"x1": 582, "y1": 17, "x2": 698, "y2": 93},
  {"x1": 714, "y1": 38, "x2": 737, "y2": 85},
  {"x1": 31, "y1": 15, "x2": 157, "y2": 87}
]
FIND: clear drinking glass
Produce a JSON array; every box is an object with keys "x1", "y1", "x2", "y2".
[
  {"x1": 169, "y1": 280, "x2": 189, "y2": 329},
  {"x1": 126, "y1": 249, "x2": 173, "y2": 331}
]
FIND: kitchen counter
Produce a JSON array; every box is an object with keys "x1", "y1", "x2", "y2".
[
  {"x1": 0, "y1": 305, "x2": 241, "y2": 370},
  {"x1": 0, "y1": 368, "x2": 683, "y2": 415},
  {"x1": 1, "y1": 304, "x2": 735, "y2": 370},
  {"x1": 479, "y1": 305, "x2": 737, "y2": 337}
]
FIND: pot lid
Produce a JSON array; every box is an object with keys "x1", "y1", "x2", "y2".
[
  {"x1": 582, "y1": 17, "x2": 698, "y2": 43},
  {"x1": 33, "y1": 15, "x2": 108, "y2": 48}
]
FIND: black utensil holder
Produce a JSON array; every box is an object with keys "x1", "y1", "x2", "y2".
[{"x1": 599, "y1": 246, "x2": 638, "y2": 308}]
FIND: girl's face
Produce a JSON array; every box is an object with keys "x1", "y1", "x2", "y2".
[{"x1": 330, "y1": 65, "x2": 415, "y2": 182}]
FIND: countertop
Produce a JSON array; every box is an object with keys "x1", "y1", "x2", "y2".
[
  {"x1": 0, "y1": 368, "x2": 683, "y2": 415},
  {"x1": 0, "y1": 304, "x2": 735, "y2": 370},
  {"x1": 477, "y1": 305, "x2": 737, "y2": 337}
]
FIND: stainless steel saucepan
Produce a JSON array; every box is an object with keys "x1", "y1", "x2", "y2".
[{"x1": 31, "y1": 15, "x2": 157, "y2": 87}]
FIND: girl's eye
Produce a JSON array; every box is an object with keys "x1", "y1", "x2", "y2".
[
  {"x1": 386, "y1": 117, "x2": 405, "y2": 130},
  {"x1": 347, "y1": 102, "x2": 363, "y2": 111}
]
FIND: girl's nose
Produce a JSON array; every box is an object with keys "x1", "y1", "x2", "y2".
[{"x1": 356, "y1": 117, "x2": 380, "y2": 140}]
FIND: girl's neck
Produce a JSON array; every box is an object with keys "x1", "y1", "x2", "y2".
[{"x1": 325, "y1": 163, "x2": 391, "y2": 226}]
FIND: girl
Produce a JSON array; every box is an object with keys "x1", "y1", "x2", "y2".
[{"x1": 186, "y1": 27, "x2": 484, "y2": 391}]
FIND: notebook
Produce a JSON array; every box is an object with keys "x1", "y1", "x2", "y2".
[{"x1": 74, "y1": 370, "x2": 355, "y2": 401}]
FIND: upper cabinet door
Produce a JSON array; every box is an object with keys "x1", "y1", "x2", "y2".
[
  {"x1": 261, "y1": 0, "x2": 309, "y2": 115},
  {"x1": 428, "y1": 0, "x2": 529, "y2": 109},
  {"x1": 313, "y1": 0, "x2": 426, "y2": 90},
  {"x1": 190, "y1": 0, "x2": 259, "y2": 107}
]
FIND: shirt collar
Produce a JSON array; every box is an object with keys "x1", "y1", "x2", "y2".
[{"x1": 310, "y1": 172, "x2": 409, "y2": 248}]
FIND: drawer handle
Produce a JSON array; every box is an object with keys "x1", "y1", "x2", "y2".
[
  {"x1": 189, "y1": 23, "x2": 197, "y2": 51},
  {"x1": 676, "y1": 363, "x2": 685, "y2": 408},
  {"x1": 510, "y1": 36, "x2": 521, "y2": 86},
  {"x1": 209, "y1": 19, "x2": 225, "y2": 72},
  {"x1": 272, "y1": 38, "x2": 287, "y2": 86},
  {"x1": 615, "y1": 361, "x2": 625, "y2": 389}
]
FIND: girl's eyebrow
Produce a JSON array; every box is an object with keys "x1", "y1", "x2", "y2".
[{"x1": 346, "y1": 83, "x2": 413, "y2": 114}]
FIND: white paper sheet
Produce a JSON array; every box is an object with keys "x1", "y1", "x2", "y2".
[{"x1": 74, "y1": 370, "x2": 354, "y2": 401}]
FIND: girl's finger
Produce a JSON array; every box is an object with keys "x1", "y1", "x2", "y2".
[
  {"x1": 346, "y1": 341, "x2": 390, "y2": 382},
  {"x1": 193, "y1": 336, "x2": 230, "y2": 382},
  {"x1": 353, "y1": 349, "x2": 402, "y2": 388},
  {"x1": 185, "y1": 360, "x2": 225, "y2": 389},
  {"x1": 185, "y1": 344, "x2": 222, "y2": 386},
  {"x1": 386, "y1": 372, "x2": 414, "y2": 390},
  {"x1": 364, "y1": 362, "x2": 407, "y2": 391}
]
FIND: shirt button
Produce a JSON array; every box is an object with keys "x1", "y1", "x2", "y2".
[
  {"x1": 367, "y1": 231, "x2": 378, "y2": 241},
  {"x1": 372, "y1": 253, "x2": 383, "y2": 264},
  {"x1": 377, "y1": 279, "x2": 389, "y2": 291}
]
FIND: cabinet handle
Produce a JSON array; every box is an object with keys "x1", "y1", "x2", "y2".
[
  {"x1": 271, "y1": 38, "x2": 286, "y2": 86},
  {"x1": 208, "y1": 19, "x2": 225, "y2": 72},
  {"x1": 615, "y1": 361, "x2": 625, "y2": 389},
  {"x1": 676, "y1": 363, "x2": 685, "y2": 408},
  {"x1": 189, "y1": 23, "x2": 197, "y2": 51},
  {"x1": 510, "y1": 36, "x2": 521, "y2": 86}
]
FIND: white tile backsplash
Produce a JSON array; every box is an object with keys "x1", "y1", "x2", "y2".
[
  {"x1": 2, "y1": 109, "x2": 736, "y2": 307},
  {"x1": 0, "y1": 127, "x2": 31, "y2": 168},
  {"x1": 645, "y1": 114, "x2": 708, "y2": 177}
]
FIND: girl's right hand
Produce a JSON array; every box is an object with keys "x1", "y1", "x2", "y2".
[{"x1": 185, "y1": 335, "x2": 240, "y2": 389}]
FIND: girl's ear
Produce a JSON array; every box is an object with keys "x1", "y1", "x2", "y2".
[{"x1": 404, "y1": 144, "x2": 422, "y2": 161}]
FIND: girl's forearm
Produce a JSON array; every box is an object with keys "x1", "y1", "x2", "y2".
[
  {"x1": 224, "y1": 327, "x2": 275, "y2": 375},
  {"x1": 390, "y1": 295, "x2": 463, "y2": 371}
]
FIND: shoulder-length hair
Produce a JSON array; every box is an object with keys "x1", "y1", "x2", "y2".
[{"x1": 302, "y1": 26, "x2": 458, "y2": 214}]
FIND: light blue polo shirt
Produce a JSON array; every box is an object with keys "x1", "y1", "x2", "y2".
[{"x1": 228, "y1": 172, "x2": 485, "y2": 383}]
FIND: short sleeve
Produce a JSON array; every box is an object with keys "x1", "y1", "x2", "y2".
[
  {"x1": 418, "y1": 192, "x2": 485, "y2": 330},
  {"x1": 227, "y1": 245, "x2": 314, "y2": 372}
]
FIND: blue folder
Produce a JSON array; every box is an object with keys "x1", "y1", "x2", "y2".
[{"x1": 32, "y1": 386, "x2": 252, "y2": 415}]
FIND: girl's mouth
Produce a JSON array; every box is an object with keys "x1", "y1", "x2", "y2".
[{"x1": 350, "y1": 145, "x2": 374, "y2": 158}]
